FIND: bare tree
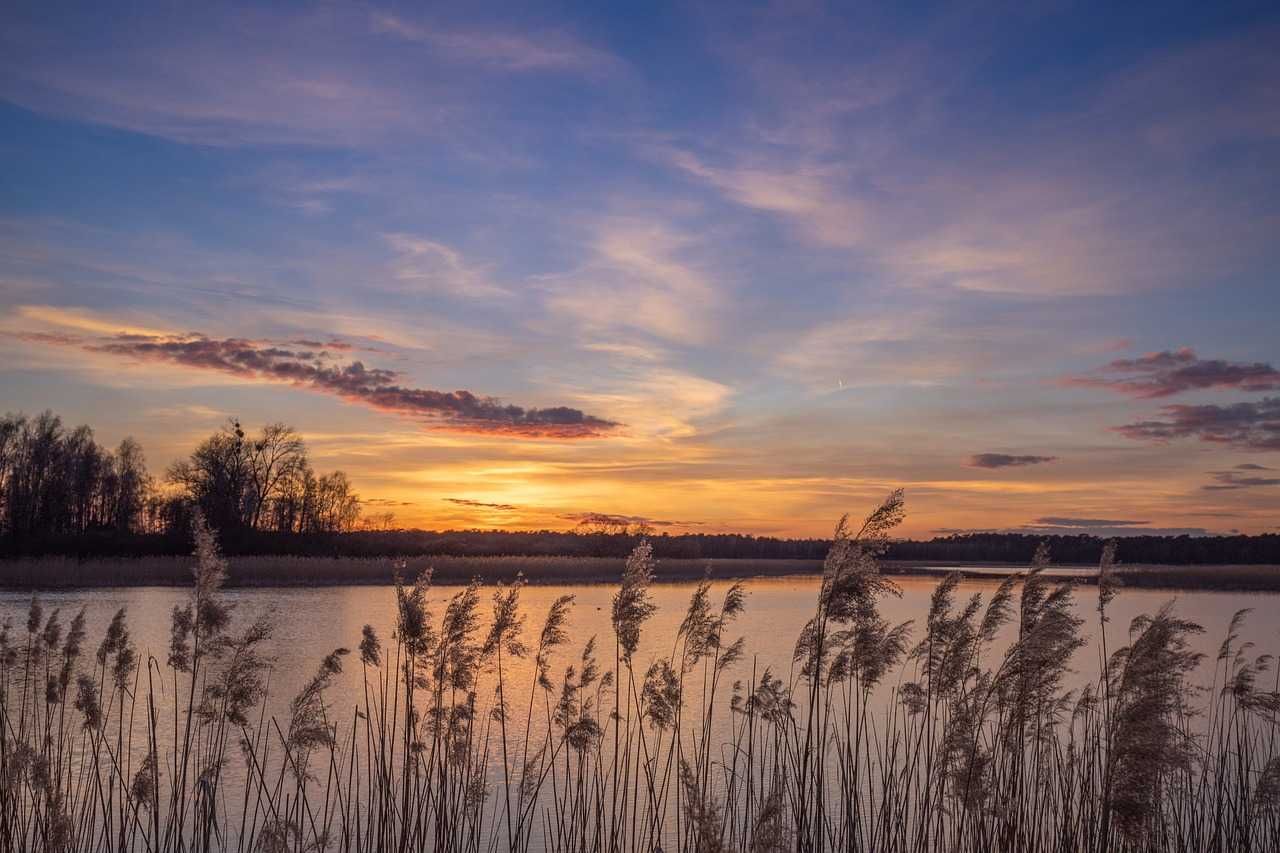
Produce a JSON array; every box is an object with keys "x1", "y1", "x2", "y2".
[{"x1": 245, "y1": 423, "x2": 306, "y2": 530}]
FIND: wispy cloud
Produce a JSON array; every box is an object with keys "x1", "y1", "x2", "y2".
[
  {"x1": 969, "y1": 453, "x2": 1058, "y2": 469},
  {"x1": 383, "y1": 234, "x2": 510, "y2": 299},
  {"x1": 671, "y1": 23, "x2": 1280, "y2": 298},
  {"x1": 1, "y1": 8, "x2": 418, "y2": 147},
  {"x1": 666, "y1": 151, "x2": 868, "y2": 249},
  {"x1": 1020, "y1": 517, "x2": 1213, "y2": 537},
  {"x1": 1064, "y1": 348, "x2": 1280, "y2": 398},
  {"x1": 1114, "y1": 398, "x2": 1280, "y2": 452},
  {"x1": 1202, "y1": 465, "x2": 1280, "y2": 491},
  {"x1": 370, "y1": 12, "x2": 619, "y2": 75},
  {"x1": 939, "y1": 517, "x2": 1218, "y2": 537},
  {"x1": 286, "y1": 338, "x2": 365, "y2": 352},
  {"x1": 21, "y1": 329, "x2": 619, "y2": 438},
  {"x1": 560, "y1": 511, "x2": 702, "y2": 528},
  {"x1": 1030, "y1": 516, "x2": 1149, "y2": 529},
  {"x1": 0, "y1": 5, "x2": 620, "y2": 149},
  {"x1": 444, "y1": 498, "x2": 519, "y2": 510},
  {"x1": 562, "y1": 362, "x2": 734, "y2": 441},
  {"x1": 144, "y1": 404, "x2": 226, "y2": 421},
  {"x1": 541, "y1": 217, "x2": 723, "y2": 345}
]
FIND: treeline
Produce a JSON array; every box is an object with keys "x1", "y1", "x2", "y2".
[
  {"x1": 6, "y1": 523, "x2": 1280, "y2": 566},
  {"x1": 4, "y1": 410, "x2": 1278, "y2": 565},
  {"x1": 888, "y1": 531, "x2": 1280, "y2": 566},
  {"x1": 0, "y1": 411, "x2": 362, "y2": 551}
]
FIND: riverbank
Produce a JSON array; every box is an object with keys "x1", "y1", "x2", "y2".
[{"x1": 2, "y1": 553, "x2": 1278, "y2": 591}]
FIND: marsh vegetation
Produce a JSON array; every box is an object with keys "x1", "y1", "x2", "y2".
[{"x1": 2, "y1": 493, "x2": 1279, "y2": 852}]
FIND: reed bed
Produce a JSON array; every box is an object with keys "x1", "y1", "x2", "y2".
[{"x1": 2, "y1": 494, "x2": 1279, "y2": 852}]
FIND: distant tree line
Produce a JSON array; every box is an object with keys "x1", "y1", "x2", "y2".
[
  {"x1": 191, "y1": 528, "x2": 1275, "y2": 565},
  {"x1": 3, "y1": 409, "x2": 1278, "y2": 565},
  {"x1": 886, "y1": 532, "x2": 1280, "y2": 566},
  {"x1": 5, "y1": 521, "x2": 1279, "y2": 566},
  {"x1": 0, "y1": 411, "x2": 362, "y2": 553}
]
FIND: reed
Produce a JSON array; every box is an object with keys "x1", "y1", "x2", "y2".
[{"x1": 2, "y1": 498, "x2": 1278, "y2": 852}]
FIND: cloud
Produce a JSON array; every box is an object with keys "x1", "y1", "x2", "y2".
[
  {"x1": 1235, "y1": 463, "x2": 1274, "y2": 471},
  {"x1": 667, "y1": 23, "x2": 1280, "y2": 299},
  {"x1": 1020, "y1": 517, "x2": 1215, "y2": 537},
  {"x1": 24, "y1": 329, "x2": 619, "y2": 438},
  {"x1": 1, "y1": 7, "x2": 419, "y2": 147},
  {"x1": 1030, "y1": 517, "x2": 1149, "y2": 529},
  {"x1": 1202, "y1": 469, "x2": 1280, "y2": 491},
  {"x1": 969, "y1": 453, "x2": 1058, "y2": 469},
  {"x1": 443, "y1": 501, "x2": 702, "y2": 528},
  {"x1": 288, "y1": 338, "x2": 364, "y2": 352},
  {"x1": 565, "y1": 363, "x2": 734, "y2": 442},
  {"x1": 383, "y1": 234, "x2": 510, "y2": 299},
  {"x1": 665, "y1": 151, "x2": 869, "y2": 249},
  {"x1": 370, "y1": 13, "x2": 619, "y2": 75},
  {"x1": 444, "y1": 498, "x2": 519, "y2": 511},
  {"x1": 541, "y1": 218, "x2": 723, "y2": 345},
  {"x1": 939, "y1": 518, "x2": 1217, "y2": 537},
  {"x1": 1022, "y1": 523, "x2": 1213, "y2": 538},
  {"x1": 1113, "y1": 397, "x2": 1280, "y2": 451},
  {"x1": 0, "y1": 5, "x2": 621, "y2": 149},
  {"x1": 560, "y1": 512, "x2": 701, "y2": 528},
  {"x1": 774, "y1": 309, "x2": 988, "y2": 389},
  {"x1": 1064, "y1": 347, "x2": 1280, "y2": 398},
  {"x1": 144, "y1": 404, "x2": 226, "y2": 420}
]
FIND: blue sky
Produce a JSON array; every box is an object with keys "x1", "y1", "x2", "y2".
[{"x1": 2, "y1": 0, "x2": 1278, "y2": 536}]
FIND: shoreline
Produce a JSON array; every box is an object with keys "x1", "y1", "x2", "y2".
[{"x1": 1, "y1": 554, "x2": 1278, "y2": 592}]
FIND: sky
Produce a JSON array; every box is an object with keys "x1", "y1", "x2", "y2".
[{"x1": 2, "y1": 0, "x2": 1278, "y2": 538}]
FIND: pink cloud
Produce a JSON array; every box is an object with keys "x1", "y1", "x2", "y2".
[{"x1": 1064, "y1": 348, "x2": 1280, "y2": 398}]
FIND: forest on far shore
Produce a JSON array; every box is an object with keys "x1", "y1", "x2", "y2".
[
  {"x1": 5, "y1": 525, "x2": 1280, "y2": 567},
  {"x1": 3, "y1": 409, "x2": 1277, "y2": 565}
]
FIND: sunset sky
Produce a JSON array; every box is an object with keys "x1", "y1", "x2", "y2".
[{"x1": 2, "y1": 1, "x2": 1278, "y2": 538}]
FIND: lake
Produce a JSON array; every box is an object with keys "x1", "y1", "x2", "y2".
[
  {"x1": 2, "y1": 573, "x2": 1276, "y2": 851},
  {"x1": 5, "y1": 574, "x2": 1274, "y2": 718}
]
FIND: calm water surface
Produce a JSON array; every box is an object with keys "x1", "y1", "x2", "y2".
[{"x1": 3, "y1": 574, "x2": 1276, "y2": 730}]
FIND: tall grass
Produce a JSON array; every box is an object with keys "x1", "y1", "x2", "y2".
[{"x1": 2, "y1": 497, "x2": 1278, "y2": 852}]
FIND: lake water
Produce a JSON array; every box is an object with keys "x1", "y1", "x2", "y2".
[
  {"x1": 5, "y1": 573, "x2": 1274, "y2": 716},
  {"x1": 2, "y1": 573, "x2": 1276, "y2": 850}
]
